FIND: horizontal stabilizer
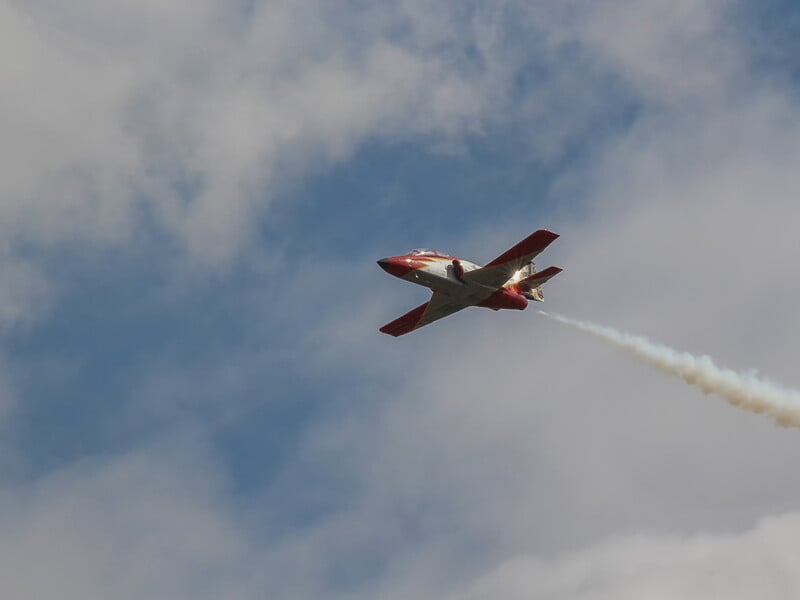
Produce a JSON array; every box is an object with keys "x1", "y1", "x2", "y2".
[{"x1": 517, "y1": 266, "x2": 563, "y2": 290}]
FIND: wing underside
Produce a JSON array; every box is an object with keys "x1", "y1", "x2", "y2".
[{"x1": 379, "y1": 292, "x2": 472, "y2": 337}]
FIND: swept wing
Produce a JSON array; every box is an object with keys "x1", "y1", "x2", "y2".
[{"x1": 379, "y1": 291, "x2": 472, "y2": 337}]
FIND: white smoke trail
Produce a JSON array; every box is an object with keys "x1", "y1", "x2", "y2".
[{"x1": 539, "y1": 311, "x2": 800, "y2": 428}]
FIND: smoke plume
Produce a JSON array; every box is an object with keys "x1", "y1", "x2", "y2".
[{"x1": 539, "y1": 311, "x2": 800, "y2": 428}]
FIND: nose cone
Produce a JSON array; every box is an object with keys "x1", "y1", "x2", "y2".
[{"x1": 377, "y1": 256, "x2": 419, "y2": 278}]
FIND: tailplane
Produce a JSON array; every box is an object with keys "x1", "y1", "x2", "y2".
[{"x1": 514, "y1": 266, "x2": 562, "y2": 302}]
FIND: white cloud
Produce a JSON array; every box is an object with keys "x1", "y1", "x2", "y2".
[
  {"x1": 0, "y1": 0, "x2": 514, "y2": 265},
  {"x1": 0, "y1": 437, "x2": 259, "y2": 600},
  {"x1": 566, "y1": 0, "x2": 742, "y2": 106},
  {"x1": 2, "y1": 0, "x2": 800, "y2": 598},
  {"x1": 4, "y1": 0, "x2": 604, "y2": 325},
  {"x1": 1, "y1": 0, "x2": 681, "y2": 325},
  {"x1": 271, "y1": 1, "x2": 800, "y2": 597},
  {"x1": 454, "y1": 513, "x2": 800, "y2": 600}
]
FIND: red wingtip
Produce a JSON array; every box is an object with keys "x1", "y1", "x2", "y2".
[
  {"x1": 485, "y1": 229, "x2": 559, "y2": 267},
  {"x1": 380, "y1": 303, "x2": 428, "y2": 337},
  {"x1": 536, "y1": 265, "x2": 563, "y2": 277}
]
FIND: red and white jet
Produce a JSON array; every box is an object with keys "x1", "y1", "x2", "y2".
[{"x1": 377, "y1": 229, "x2": 562, "y2": 336}]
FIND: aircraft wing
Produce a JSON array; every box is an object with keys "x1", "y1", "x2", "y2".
[
  {"x1": 380, "y1": 292, "x2": 472, "y2": 337},
  {"x1": 465, "y1": 229, "x2": 559, "y2": 289}
]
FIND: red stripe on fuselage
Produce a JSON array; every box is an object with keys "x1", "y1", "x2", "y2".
[
  {"x1": 378, "y1": 256, "x2": 430, "y2": 278},
  {"x1": 378, "y1": 254, "x2": 457, "y2": 279}
]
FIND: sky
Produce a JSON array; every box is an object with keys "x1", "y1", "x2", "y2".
[{"x1": 2, "y1": 0, "x2": 800, "y2": 598}]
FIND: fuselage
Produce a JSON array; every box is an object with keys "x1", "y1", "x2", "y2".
[{"x1": 377, "y1": 249, "x2": 528, "y2": 311}]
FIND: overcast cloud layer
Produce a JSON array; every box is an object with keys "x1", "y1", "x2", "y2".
[{"x1": 2, "y1": 0, "x2": 800, "y2": 598}]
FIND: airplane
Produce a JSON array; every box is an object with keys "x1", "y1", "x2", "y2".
[{"x1": 377, "y1": 229, "x2": 562, "y2": 336}]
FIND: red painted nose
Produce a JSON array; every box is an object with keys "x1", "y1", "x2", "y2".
[{"x1": 377, "y1": 256, "x2": 418, "y2": 278}]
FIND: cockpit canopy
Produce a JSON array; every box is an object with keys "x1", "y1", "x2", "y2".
[{"x1": 409, "y1": 248, "x2": 442, "y2": 256}]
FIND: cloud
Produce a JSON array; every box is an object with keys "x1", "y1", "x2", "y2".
[
  {"x1": 2, "y1": 1, "x2": 800, "y2": 599},
  {"x1": 0, "y1": 436, "x2": 260, "y2": 600},
  {"x1": 267, "y1": 1, "x2": 800, "y2": 596},
  {"x1": 453, "y1": 513, "x2": 800, "y2": 600},
  {"x1": 2, "y1": 0, "x2": 628, "y2": 327},
  {"x1": 565, "y1": 0, "x2": 743, "y2": 106},
  {"x1": 0, "y1": 0, "x2": 654, "y2": 266},
  {"x1": 0, "y1": 1, "x2": 513, "y2": 266}
]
